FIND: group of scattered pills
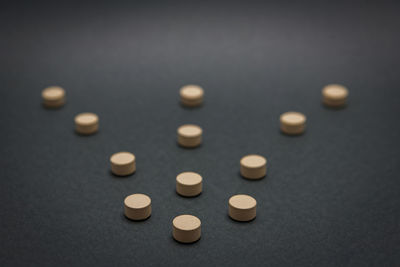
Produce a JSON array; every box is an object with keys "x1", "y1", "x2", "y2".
[
  {"x1": 117, "y1": 154, "x2": 264, "y2": 243},
  {"x1": 42, "y1": 83, "x2": 349, "y2": 243}
]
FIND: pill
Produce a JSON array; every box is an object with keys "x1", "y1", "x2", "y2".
[
  {"x1": 280, "y1": 111, "x2": 306, "y2": 135},
  {"x1": 124, "y1": 194, "x2": 151, "y2": 221},
  {"x1": 177, "y1": 124, "x2": 202, "y2": 148},
  {"x1": 172, "y1": 214, "x2": 201, "y2": 243},
  {"x1": 180, "y1": 85, "x2": 204, "y2": 107},
  {"x1": 240, "y1": 154, "x2": 267, "y2": 179},
  {"x1": 228, "y1": 194, "x2": 257, "y2": 222},
  {"x1": 322, "y1": 84, "x2": 349, "y2": 107},
  {"x1": 110, "y1": 152, "x2": 136, "y2": 176},
  {"x1": 74, "y1": 112, "x2": 99, "y2": 135},
  {"x1": 176, "y1": 172, "x2": 202, "y2": 197},
  {"x1": 42, "y1": 86, "x2": 65, "y2": 108}
]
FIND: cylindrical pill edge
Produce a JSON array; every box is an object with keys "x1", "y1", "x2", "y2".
[{"x1": 124, "y1": 194, "x2": 152, "y2": 221}]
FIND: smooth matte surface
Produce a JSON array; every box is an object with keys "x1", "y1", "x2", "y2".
[
  {"x1": 180, "y1": 85, "x2": 204, "y2": 107},
  {"x1": 240, "y1": 154, "x2": 266, "y2": 168},
  {"x1": 229, "y1": 194, "x2": 257, "y2": 221},
  {"x1": 172, "y1": 214, "x2": 202, "y2": 243},
  {"x1": 75, "y1": 113, "x2": 98, "y2": 126},
  {"x1": 177, "y1": 124, "x2": 202, "y2": 137},
  {"x1": 42, "y1": 86, "x2": 66, "y2": 108},
  {"x1": 176, "y1": 172, "x2": 202, "y2": 196},
  {"x1": 110, "y1": 151, "x2": 136, "y2": 176},
  {"x1": 322, "y1": 84, "x2": 349, "y2": 107},
  {"x1": 42, "y1": 86, "x2": 65, "y2": 101},
  {"x1": 0, "y1": 1, "x2": 399, "y2": 266},
  {"x1": 240, "y1": 154, "x2": 267, "y2": 179},
  {"x1": 229, "y1": 194, "x2": 257, "y2": 210},
  {"x1": 124, "y1": 193, "x2": 152, "y2": 221},
  {"x1": 173, "y1": 215, "x2": 201, "y2": 231}
]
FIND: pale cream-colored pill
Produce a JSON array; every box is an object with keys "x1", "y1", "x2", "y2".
[
  {"x1": 110, "y1": 152, "x2": 136, "y2": 176},
  {"x1": 42, "y1": 86, "x2": 65, "y2": 108},
  {"x1": 177, "y1": 124, "x2": 202, "y2": 148},
  {"x1": 280, "y1": 111, "x2": 306, "y2": 135},
  {"x1": 240, "y1": 154, "x2": 267, "y2": 179},
  {"x1": 322, "y1": 84, "x2": 349, "y2": 107},
  {"x1": 172, "y1": 215, "x2": 201, "y2": 243},
  {"x1": 180, "y1": 85, "x2": 204, "y2": 107},
  {"x1": 176, "y1": 172, "x2": 202, "y2": 197},
  {"x1": 74, "y1": 112, "x2": 99, "y2": 135},
  {"x1": 229, "y1": 194, "x2": 257, "y2": 222},
  {"x1": 124, "y1": 194, "x2": 151, "y2": 221}
]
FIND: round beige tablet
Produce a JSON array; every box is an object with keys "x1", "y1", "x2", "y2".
[
  {"x1": 280, "y1": 111, "x2": 306, "y2": 135},
  {"x1": 74, "y1": 112, "x2": 99, "y2": 135},
  {"x1": 42, "y1": 86, "x2": 65, "y2": 108},
  {"x1": 172, "y1": 215, "x2": 201, "y2": 243},
  {"x1": 180, "y1": 85, "x2": 204, "y2": 107},
  {"x1": 322, "y1": 84, "x2": 349, "y2": 107},
  {"x1": 240, "y1": 154, "x2": 267, "y2": 179},
  {"x1": 124, "y1": 194, "x2": 151, "y2": 221},
  {"x1": 110, "y1": 152, "x2": 136, "y2": 176},
  {"x1": 229, "y1": 194, "x2": 257, "y2": 222},
  {"x1": 176, "y1": 172, "x2": 202, "y2": 197},
  {"x1": 177, "y1": 124, "x2": 202, "y2": 148}
]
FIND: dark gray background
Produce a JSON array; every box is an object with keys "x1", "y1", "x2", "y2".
[{"x1": 1, "y1": 1, "x2": 399, "y2": 266}]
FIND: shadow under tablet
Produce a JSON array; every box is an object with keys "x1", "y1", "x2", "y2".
[
  {"x1": 237, "y1": 171, "x2": 266, "y2": 182},
  {"x1": 226, "y1": 214, "x2": 257, "y2": 224},
  {"x1": 109, "y1": 170, "x2": 135, "y2": 179},
  {"x1": 121, "y1": 213, "x2": 151, "y2": 223}
]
